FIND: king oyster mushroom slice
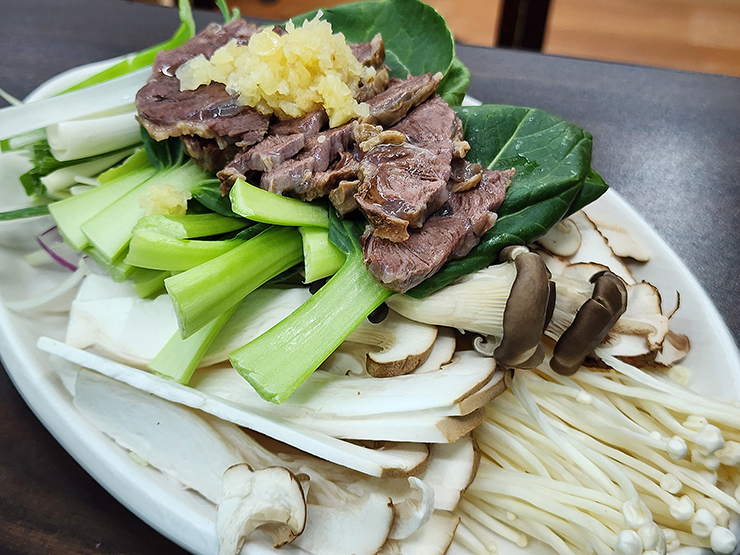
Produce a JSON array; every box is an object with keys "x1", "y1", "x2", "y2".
[
  {"x1": 293, "y1": 494, "x2": 395, "y2": 555},
  {"x1": 214, "y1": 421, "x2": 444, "y2": 545},
  {"x1": 73, "y1": 368, "x2": 416, "y2": 555},
  {"x1": 321, "y1": 325, "x2": 457, "y2": 377},
  {"x1": 343, "y1": 311, "x2": 438, "y2": 377},
  {"x1": 560, "y1": 211, "x2": 637, "y2": 283},
  {"x1": 377, "y1": 512, "x2": 460, "y2": 555},
  {"x1": 39, "y1": 337, "x2": 430, "y2": 478},
  {"x1": 582, "y1": 205, "x2": 652, "y2": 262},
  {"x1": 535, "y1": 216, "x2": 582, "y2": 257},
  {"x1": 217, "y1": 464, "x2": 307, "y2": 553},
  {"x1": 420, "y1": 434, "x2": 480, "y2": 511}
]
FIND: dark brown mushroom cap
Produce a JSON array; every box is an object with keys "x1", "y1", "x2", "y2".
[
  {"x1": 550, "y1": 270, "x2": 628, "y2": 375},
  {"x1": 493, "y1": 246, "x2": 552, "y2": 369}
]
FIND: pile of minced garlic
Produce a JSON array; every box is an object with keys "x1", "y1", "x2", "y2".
[{"x1": 176, "y1": 15, "x2": 376, "y2": 128}]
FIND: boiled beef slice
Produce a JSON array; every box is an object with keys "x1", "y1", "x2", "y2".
[
  {"x1": 355, "y1": 143, "x2": 451, "y2": 242},
  {"x1": 154, "y1": 20, "x2": 260, "y2": 76},
  {"x1": 137, "y1": 77, "x2": 271, "y2": 143},
  {"x1": 260, "y1": 123, "x2": 356, "y2": 196},
  {"x1": 364, "y1": 73, "x2": 441, "y2": 127},
  {"x1": 181, "y1": 136, "x2": 239, "y2": 171},
  {"x1": 269, "y1": 109, "x2": 328, "y2": 137},
  {"x1": 362, "y1": 168, "x2": 514, "y2": 293},
  {"x1": 354, "y1": 95, "x2": 462, "y2": 242},
  {"x1": 137, "y1": 20, "x2": 270, "y2": 144}
]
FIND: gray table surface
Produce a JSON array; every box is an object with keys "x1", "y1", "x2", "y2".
[{"x1": 0, "y1": 0, "x2": 738, "y2": 553}]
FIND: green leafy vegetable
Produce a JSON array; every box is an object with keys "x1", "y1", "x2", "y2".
[
  {"x1": 190, "y1": 179, "x2": 240, "y2": 217},
  {"x1": 436, "y1": 57, "x2": 471, "y2": 106},
  {"x1": 230, "y1": 212, "x2": 393, "y2": 404},
  {"x1": 291, "y1": 0, "x2": 456, "y2": 79},
  {"x1": 565, "y1": 169, "x2": 609, "y2": 217},
  {"x1": 408, "y1": 104, "x2": 596, "y2": 298},
  {"x1": 140, "y1": 130, "x2": 184, "y2": 170},
  {"x1": 229, "y1": 179, "x2": 330, "y2": 228}
]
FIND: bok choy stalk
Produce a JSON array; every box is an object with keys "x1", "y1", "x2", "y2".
[
  {"x1": 165, "y1": 225, "x2": 303, "y2": 338},
  {"x1": 229, "y1": 179, "x2": 330, "y2": 228},
  {"x1": 148, "y1": 305, "x2": 238, "y2": 385},
  {"x1": 229, "y1": 213, "x2": 393, "y2": 404},
  {"x1": 80, "y1": 152, "x2": 212, "y2": 264},
  {"x1": 299, "y1": 226, "x2": 346, "y2": 283},
  {"x1": 124, "y1": 213, "x2": 250, "y2": 271}
]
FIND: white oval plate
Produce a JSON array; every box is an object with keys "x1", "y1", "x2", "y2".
[{"x1": 1, "y1": 65, "x2": 739, "y2": 555}]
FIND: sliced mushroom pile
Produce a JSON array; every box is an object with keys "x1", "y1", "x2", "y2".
[
  {"x1": 388, "y1": 207, "x2": 689, "y2": 373},
  {"x1": 71, "y1": 368, "x2": 476, "y2": 555}
]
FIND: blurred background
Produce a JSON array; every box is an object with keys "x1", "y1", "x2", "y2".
[{"x1": 132, "y1": 0, "x2": 740, "y2": 77}]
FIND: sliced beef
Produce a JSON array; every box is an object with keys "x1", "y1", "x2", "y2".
[
  {"x1": 269, "y1": 109, "x2": 328, "y2": 137},
  {"x1": 350, "y1": 34, "x2": 385, "y2": 69},
  {"x1": 260, "y1": 123, "x2": 356, "y2": 196},
  {"x1": 153, "y1": 20, "x2": 261, "y2": 77},
  {"x1": 306, "y1": 151, "x2": 361, "y2": 201},
  {"x1": 449, "y1": 158, "x2": 483, "y2": 192},
  {"x1": 364, "y1": 73, "x2": 441, "y2": 127},
  {"x1": 392, "y1": 95, "x2": 461, "y2": 157},
  {"x1": 354, "y1": 95, "x2": 463, "y2": 242},
  {"x1": 218, "y1": 110, "x2": 330, "y2": 190},
  {"x1": 356, "y1": 67, "x2": 390, "y2": 102},
  {"x1": 329, "y1": 179, "x2": 361, "y2": 215},
  {"x1": 181, "y1": 136, "x2": 239, "y2": 171},
  {"x1": 362, "y1": 168, "x2": 515, "y2": 293},
  {"x1": 136, "y1": 78, "x2": 271, "y2": 143},
  {"x1": 137, "y1": 19, "x2": 270, "y2": 144},
  {"x1": 355, "y1": 143, "x2": 451, "y2": 242}
]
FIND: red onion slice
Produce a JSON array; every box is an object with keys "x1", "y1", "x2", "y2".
[{"x1": 36, "y1": 226, "x2": 83, "y2": 272}]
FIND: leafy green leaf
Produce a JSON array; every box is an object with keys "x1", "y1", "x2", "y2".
[
  {"x1": 328, "y1": 210, "x2": 365, "y2": 256},
  {"x1": 565, "y1": 169, "x2": 609, "y2": 217},
  {"x1": 140, "y1": 128, "x2": 184, "y2": 169},
  {"x1": 190, "y1": 179, "x2": 240, "y2": 217},
  {"x1": 291, "y1": 0, "x2": 455, "y2": 79},
  {"x1": 408, "y1": 104, "x2": 594, "y2": 298},
  {"x1": 436, "y1": 57, "x2": 471, "y2": 106}
]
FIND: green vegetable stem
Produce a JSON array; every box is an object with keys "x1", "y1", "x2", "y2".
[
  {"x1": 230, "y1": 215, "x2": 393, "y2": 404},
  {"x1": 165, "y1": 225, "x2": 304, "y2": 338}
]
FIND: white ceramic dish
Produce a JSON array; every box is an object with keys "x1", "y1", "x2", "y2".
[{"x1": 1, "y1": 62, "x2": 739, "y2": 555}]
